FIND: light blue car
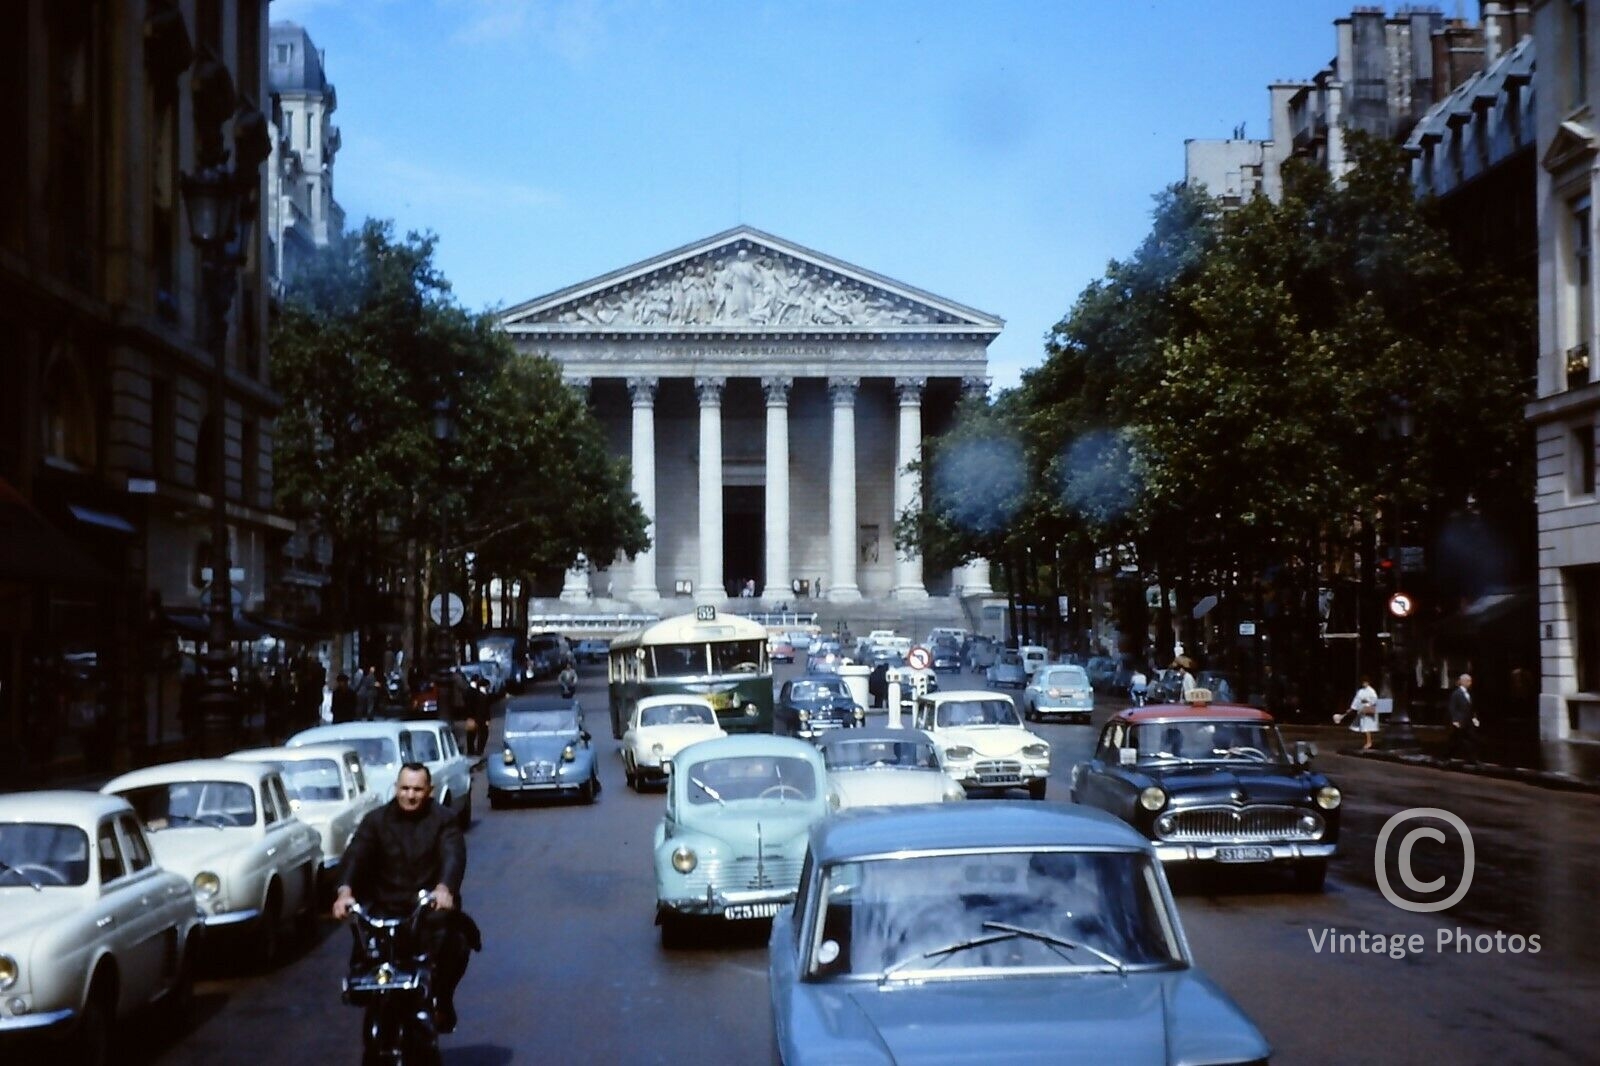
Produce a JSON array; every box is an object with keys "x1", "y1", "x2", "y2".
[
  {"x1": 654, "y1": 734, "x2": 828, "y2": 948},
  {"x1": 487, "y1": 696, "x2": 600, "y2": 807},
  {"x1": 1023, "y1": 664, "x2": 1095, "y2": 724},
  {"x1": 769, "y1": 803, "x2": 1271, "y2": 1065}
]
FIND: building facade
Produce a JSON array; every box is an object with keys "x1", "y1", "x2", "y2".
[
  {"x1": 501, "y1": 227, "x2": 999, "y2": 609},
  {"x1": 1529, "y1": 0, "x2": 1600, "y2": 740},
  {"x1": 1, "y1": 1, "x2": 287, "y2": 783},
  {"x1": 265, "y1": 20, "x2": 343, "y2": 294}
]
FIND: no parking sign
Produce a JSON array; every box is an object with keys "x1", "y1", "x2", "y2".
[{"x1": 906, "y1": 645, "x2": 932, "y2": 671}]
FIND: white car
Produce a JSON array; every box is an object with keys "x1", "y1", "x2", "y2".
[
  {"x1": 911, "y1": 690, "x2": 1052, "y2": 800},
  {"x1": 621, "y1": 694, "x2": 726, "y2": 790},
  {"x1": 403, "y1": 719, "x2": 475, "y2": 823},
  {"x1": 102, "y1": 759, "x2": 322, "y2": 968},
  {"x1": 287, "y1": 720, "x2": 469, "y2": 819},
  {"x1": 1020, "y1": 643, "x2": 1050, "y2": 678},
  {"x1": 816, "y1": 727, "x2": 966, "y2": 810},
  {"x1": 226, "y1": 744, "x2": 382, "y2": 874},
  {"x1": 0, "y1": 791, "x2": 203, "y2": 1063}
]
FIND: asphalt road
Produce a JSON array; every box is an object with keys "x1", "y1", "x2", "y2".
[{"x1": 136, "y1": 662, "x2": 1600, "y2": 1065}]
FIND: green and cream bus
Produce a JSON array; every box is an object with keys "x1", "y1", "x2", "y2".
[{"x1": 606, "y1": 609, "x2": 773, "y2": 739}]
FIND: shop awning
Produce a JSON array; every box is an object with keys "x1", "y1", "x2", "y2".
[
  {"x1": 162, "y1": 609, "x2": 271, "y2": 641},
  {"x1": 0, "y1": 477, "x2": 110, "y2": 586},
  {"x1": 243, "y1": 613, "x2": 328, "y2": 642}
]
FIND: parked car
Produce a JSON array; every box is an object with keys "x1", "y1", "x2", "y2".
[
  {"x1": 985, "y1": 648, "x2": 1027, "y2": 689},
  {"x1": 911, "y1": 690, "x2": 1051, "y2": 799},
  {"x1": 768, "y1": 638, "x2": 797, "y2": 664},
  {"x1": 402, "y1": 719, "x2": 475, "y2": 823},
  {"x1": 1023, "y1": 664, "x2": 1094, "y2": 723},
  {"x1": 621, "y1": 694, "x2": 726, "y2": 790},
  {"x1": 0, "y1": 791, "x2": 204, "y2": 1063},
  {"x1": 1069, "y1": 702, "x2": 1341, "y2": 890},
  {"x1": 572, "y1": 639, "x2": 610, "y2": 664},
  {"x1": 288, "y1": 721, "x2": 468, "y2": 815},
  {"x1": 102, "y1": 759, "x2": 323, "y2": 967},
  {"x1": 225, "y1": 744, "x2": 382, "y2": 875},
  {"x1": 768, "y1": 803, "x2": 1270, "y2": 1065},
  {"x1": 774, "y1": 675, "x2": 866, "y2": 740},
  {"x1": 653, "y1": 735, "x2": 828, "y2": 947},
  {"x1": 817, "y1": 726, "x2": 965, "y2": 810},
  {"x1": 487, "y1": 695, "x2": 601, "y2": 806}
]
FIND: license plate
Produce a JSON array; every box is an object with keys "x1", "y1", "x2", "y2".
[
  {"x1": 724, "y1": 903, "x2": 781, "y2": 920},
  {"x1": 1216, "y1": 846, "x2": 1273, "y2": 863},
  {"x1": 979, "y1": 775, "x2": 1022, "y2": 786}
]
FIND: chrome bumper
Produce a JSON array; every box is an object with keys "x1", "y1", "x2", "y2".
[
  {"x1": 662, "y1": 887, "x2": 796, "y2": 917},
  {"x1": 201, "y1": 906, "x2": 263, "y2": 927},
  {"x1": 1154, "y1": 841, "x2": 1338, "y2": 863},
  {"x1": 0, "y1": 1007, "x2": 75, "y2": 1032}
]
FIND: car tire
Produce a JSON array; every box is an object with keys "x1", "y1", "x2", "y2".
[
  {"x1": 660, "y1": 911, "x2": 692, "y2": 950},
  {"x1": 162, "y1": 932, "x2": 198, "y2": 1028},
  {"x1": 1291, "y1": 859, "x2": 1328, "y2": 892},
  {"x1": 458, "y1": 791, "x2": 474, "y2": 827},
  {"x1": 75, "y1": 973, "x2": 114, "y2": 1066},
  {"x1": 257, "y1": 884, "x2": 283, "y2": 970},
  {"x1": 625, "y1": 756, "x2": 639, "y2": 791},
  {"x1": 582, "y1": 770, "x2": 599, "y2": 804},
  {"x1": 1027, "y1": 779, "x2": 1048, "y2": 801},
  {"x1": 488, "y1": 789, "x2": 507, "y2": 810}
]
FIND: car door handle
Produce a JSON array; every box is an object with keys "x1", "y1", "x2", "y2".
[
  {"x1": 97, "y1": 915, "x2": 115, "y2": 928},
  {"x1": 266, "y1": 846, "x2": 277, "y2": 857}
]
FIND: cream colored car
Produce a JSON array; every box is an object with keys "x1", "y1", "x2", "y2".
[
  {"x1": 912, "y1": 690, "x2": 1051, "y2": 799},
  {"x1": 621, "y1": 694, "x2": 726, "y2": 790},
  {"x1": 226, "y1": 744, "x2": 381, "y2": 874},
  {"x1": 0, "y1": 791, "x2": 202, "y2": 1064},
  {"x1": 103, "y1": 759, "x2": 322, "y2": 968}
]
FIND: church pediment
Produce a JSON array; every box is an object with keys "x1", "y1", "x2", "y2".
[
  {"x1": 501, "y1": 226, "x2": 1002, "y2": 334},
  {"x1": 1543, "y1": 119, "x2": 1598, "y2": 175}
]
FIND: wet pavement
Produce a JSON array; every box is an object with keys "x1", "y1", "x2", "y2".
[{"x1": 1281, "y1": 722, "x2": 1600, "y2": 793}]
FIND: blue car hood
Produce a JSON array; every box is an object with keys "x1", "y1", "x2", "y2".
[
  {"x1": 1148, "y1": 764, "x2": 1318, "y2": 805},
  {"x1": 801, "y1": 971, "x2": 1265, "y2": 1065},
  {"x1": 505, "y1": 733, "x2": 579, "y2": 760}
]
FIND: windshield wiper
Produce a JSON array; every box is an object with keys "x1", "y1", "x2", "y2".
[
  {"x1": 0, "y1": 859, "x2": 43, "y2": 892},
  {"x1": 690, "y1": 776, "x2": 725, "y2": 806},
  {"x1": 1216, "y1": 746, "x2": 1270, "y2": 762},
  {"x1": 981, "y1": 921, "x2": 1127, "y2": 974},
  {"x1": 880, "y1": 930, "x2": 1018, "y2": 980}
]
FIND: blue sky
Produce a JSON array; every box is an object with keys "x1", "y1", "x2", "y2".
[{"x1": 271, "y1": 0, "x2": 1372, "y2": 388}]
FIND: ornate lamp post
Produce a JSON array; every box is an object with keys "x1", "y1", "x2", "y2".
[
  {"x1": 432, "y1": 397, "x2": 459, "y2": 671},
  {"x1": 1382, "y1": 397, "x2": 1420, "y2": 749}
]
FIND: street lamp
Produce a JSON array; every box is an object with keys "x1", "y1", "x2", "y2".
[
  {"x1": 182, "y1": 162, "x2": 256, "y2": 749},
  {"x1": 433, "y1": 397, "x2": 458, "y2": 670},
  {"x1": 1382, "y1": 397, "x2": 1420, "y2": 749}
]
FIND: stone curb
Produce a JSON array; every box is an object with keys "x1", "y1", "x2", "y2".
[{"x1": 1336, "y1": 746, "x2": 1600, "y2": 795}]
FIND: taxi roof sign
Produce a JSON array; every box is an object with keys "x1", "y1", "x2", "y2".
[{"x1": 1184, "y1": 687, "x2": 1213, "y2": 706}]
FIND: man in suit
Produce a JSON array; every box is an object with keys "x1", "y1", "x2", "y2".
[{"x1": 1445, "y1": 673, "x2": 1479, "y2": 763}]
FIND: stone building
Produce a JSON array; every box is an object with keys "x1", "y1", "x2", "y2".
[
  {"x1": 0, "y1": 1, "x2": 286, "y2": 782},
  {"x1": 265, "y1": 20, "x2": 343, "y2": 293},
  {"x1": 501, "y1": 227, "x2": 999, "y2": 610}
]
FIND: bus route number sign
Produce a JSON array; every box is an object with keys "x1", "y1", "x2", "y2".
[{"x1": 695, "y1": 605, "x2": 718, "y2": 622}]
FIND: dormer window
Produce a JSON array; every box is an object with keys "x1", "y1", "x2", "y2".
[{"x1": 275, "y1": 42, "x2": 291, "y2": 64}]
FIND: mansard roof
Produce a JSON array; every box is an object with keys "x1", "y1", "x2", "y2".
[
  {"x1": 499, "y1": 226, "x2": 1003, "y2": 338},
  {"x1": 269, "y1": 22, "x2": 332, "y2": 96}
]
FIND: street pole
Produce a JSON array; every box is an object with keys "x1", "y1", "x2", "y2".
[{"x1": 1385, "y1": 397, "x2": 1419, "y2": 749}]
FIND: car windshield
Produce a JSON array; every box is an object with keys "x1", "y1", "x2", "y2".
[
  {"x1": 119, "y1": 780, "x2": 259, "y2": 829},
  {"x1": 506, "y1": 709, "x2": 579, "y2": 734},
  {"x1": 339, "y1": 737, "x2": 400, "y2": 769},
  {"x1": 476, "y1": 636, "x2": 516, "y2": 665},
  {"x1": 684, "y1": 755, "x2": 817, "y2": 804},
  {"x1": 997, "y1": 650, "x2": 1022, "y2": 666},
  {"x1": 409, "y1": 731, "x2": 441, "y2": 762},
  {"x1": 807, "y1": 849, "x2": 1182, "y2": 979},
  {"x1": 0, "y1": 823, "x2": 90, "y2": 887},
  {"x1": 280, "y1": 758, "x2": 344, "y2": 802},
  {"x1": 639, "y1": 703, "x2": 715, "y2": 727},
  {"x1": 823, "y1": 739, "x2": 939, "y2": 770},
  {"x1": 1132, "y1": 721, "x2": 1289, "y2": 763},
  {"x1": 1042, "y1": 668, "x2": 1089, "y2": 688},
  {"x1": 935, "y1": 699, "x2": 1021, "y2": 728},
  {"x1": 792, "y1": 679, "x2": 848, "y2": 701}
]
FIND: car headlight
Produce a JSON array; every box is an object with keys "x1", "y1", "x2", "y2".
[
  {"x1": 193, "y1": 871, "x2": 222, "y2": 899},
  {"x1": 651, "y1": 742, "x2": 664, "y2": 755},
  {"x1": 1316, "y1": 785, "x2": 1342, "y2": 810},
  {"x1": 0, "y1": 953, "x2": 17, "y2": 990},
  {"x1": 943, "y1": 783, "x2": 967, "y2": 802},
  {"x1": 1154, "y1": 812, "x2": 1176, "y2": 836},
  {"x1": 1139, "y1": 786, "x2": 1167, "y2": 812},
  {"x1": 853, "y1": 706, "x2": 865, "y2": 721},
  {"x1": 1022, "y1": 743, "x2": 1050, "y2": 759},
  {"x1": 671, "y1": 846, "x2": 697, "y2": 874},
  {"x1": 944, "y1": 745, "x2": 975, "y2": 761},
  {"x1": 562, "y1": 744, "x2": 576, "y2": 762},
  {"x1": 797, "y1": 709, "x2": 810, "y2": 721},
  {"x1": 502, "y1": 748, "x2": 516, "y2": 765},
  {"x1": 744, "y1": 703, "x2": 758, "y2": 717},
  {"x1": 1300, "y1": 812, "x2": 1324, "y2": 837}
]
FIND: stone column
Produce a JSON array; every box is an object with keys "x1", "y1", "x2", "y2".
[
  {"x1": 892, "y1": 377, "x2": 929, "y2": 601},
  {"x1": 827, "y1": 377, "x2": 862, "y2": 603},
  {"x1": 958, "y1": 375, "x2": 995, "y2": 597},
  {"x1": 762, "y1": 377, "x2": 793, "y2": 602},
  {"x1": 628, "y1": 376, "x2": 661, "y2": 605},
  {"x1": 696, "y1": 377, "x2": 726, "y2": 603}
]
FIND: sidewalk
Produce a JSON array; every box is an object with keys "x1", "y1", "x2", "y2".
[{"x1": 1282, "y1": 722, "x2": 1600, "y2": 795}]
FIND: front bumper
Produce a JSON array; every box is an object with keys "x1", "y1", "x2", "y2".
[
  {"x1": 1034, "y1": 701, "x2": 1093, "y2": 718},
  {"x1": 659, "y1": 886, "x2": 796, "y2": 919},
  {"x1": 1153, "y1": 841, "x2": 1338, "y2": 863},
  {"x1": 947, "y1": 762, "x2": 1050, "y2": 790},
  {"x1": 0, "y1": 1007, "x2": 76, "y2": 1033},
  {"x1": 488, "y1": 759, "x2": 588, "y2": 792},
  {"x1": 201, "y1": 906, "x2": 263, "y2": 927}
]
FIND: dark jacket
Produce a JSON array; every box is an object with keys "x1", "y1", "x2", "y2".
[
  {"x1": 338, "y1": 798, "x2": 466, "y2": 913},
  {"x1": 1447, "y1": 685, "x2": 1474, "y2": 727}
]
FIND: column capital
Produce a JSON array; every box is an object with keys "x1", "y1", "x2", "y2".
[
  {"x1": 827, "y1": 376, "x2": 860, "y2": 406},
  {"x1": 894, "y1": 377, "x2": 927, "y2": 404},
  {"x1": 761, "y1": 376, "x2": 794, "y2": 405},
  {"x1": 960, "y1": 376, "x2": 990, "y2": 401},
  {"x1": 694, "y1": 376, "x2": 726, "y2": 406},
  {"x1": 627, "y1": 376, "x2": 659, "y2": 406}
]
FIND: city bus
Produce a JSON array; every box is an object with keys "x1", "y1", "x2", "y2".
[{"x1": 606, "y1": 609, "x2": 774, "y2": 739}]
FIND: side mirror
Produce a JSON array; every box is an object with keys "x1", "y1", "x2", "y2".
[{"x1": 1294, "y1": 740, "x2": 1317, "y2": 766}]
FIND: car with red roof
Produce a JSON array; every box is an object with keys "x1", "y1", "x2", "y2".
[{"x1": 1067, "y1": 690, "x2": 1341, "y2": 890}]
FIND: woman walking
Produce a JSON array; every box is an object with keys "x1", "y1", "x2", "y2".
[{"x1": 1345, "y1": 675, "x2": 1380, "y2": 750}]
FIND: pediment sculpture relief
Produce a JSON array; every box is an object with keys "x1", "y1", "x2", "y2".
[{"x1": 539, "y1": 247, "x2": 957, "y2": 328}]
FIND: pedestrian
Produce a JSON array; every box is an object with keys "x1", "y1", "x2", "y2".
[
  {"x1": 1444, "y1": 673, "x2": 1479, "y2": 763},
  {"x1": 1341, "y1": 674, "x2": 1380, "y2": 750},
  {"x1": 330, "y1": 672, "x2": 357, "y2": 723},
  {"x1": 558, "y1": 658, "x2": 578, "y2": 699},
  {"x1": 353, "y1": 664, "x2": 378, "y2": 721},
  {"x1": 466, "y1": 677, "x2": 490, "y2": 757},
  {"x1": 1175, "y1": 658, "x2": 1197, "y2": 701}
]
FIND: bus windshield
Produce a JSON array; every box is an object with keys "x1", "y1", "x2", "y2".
[{"x1": 649, "y1": 640, "x2": 766, "y2": 678}]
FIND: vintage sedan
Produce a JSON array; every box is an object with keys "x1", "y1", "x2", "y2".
[
  {"x1": 487, "y1": 696, "x2": 601, "y2": 806},
  {"x1": 1023, "y1": 664, "x2": 1095, "y2": 724},
  {"x1": 622, "y1": 694, "x2": 727, "y2": 790},
  {"x1": 1070, "y1": 698, "x2": 1340, "y2": 890},
  {"x1": 984, "y1": 648, "x2": 1028, "y2": 689},
  {"x1": 402, "y1": 718, "x2": 475, "y2": 823},
  {"x1": 929, "y1": 641, "x2": 963, "y2": 674},
  {"x1": 818, "y1": 727, "x2": 965, "y2": 811},
  {"x1": 102, "y1": 760, "x2": 322, "y2": 967},
  {"x1": 654, "y1": 735, "x2": 829, "y2": 948},
  {"x1": 774, "y1": 674, "x2": 866, "y2": 740},
  {"x1": 912, "y1": 691, "x2": 1051, "y2": 800},
  {"x1": 0, "y1": 792, "x2": 203, "y2": 1063},
  {"x1": 768, "y1": 803, "x2": 1270, "y2": 1066},
  {"x1": 287, "y1": 720, "x2": 467, "y2": 815},
  {"x1": 225, "y1": 744, "x2": 381, "y2": 873}
]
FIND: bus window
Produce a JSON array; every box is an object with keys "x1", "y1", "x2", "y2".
[
  {"x1": 651, "y1": 643, "x2": 708, "y2": 678},
  {"x1": 710, "y1": 640, "x2": 765, "y2": 674}
]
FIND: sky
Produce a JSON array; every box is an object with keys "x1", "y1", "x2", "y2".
[{"x1": 270, "y1": 0, "x2": 1379, "y2": 388}]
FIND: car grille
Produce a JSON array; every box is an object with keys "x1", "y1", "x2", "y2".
[
  {"x1": 1161, "y1": 805, "x2": 1319, "y2": 841},
  {"x1": 678, "y1": 856, "x2": 804, "y2": 896},
  {"x1": 521, "y1": 760, "x2": 558, "y2": 782},
  {"x1": 974, "y1": 760, "x2": 1023, "y2": 786}
]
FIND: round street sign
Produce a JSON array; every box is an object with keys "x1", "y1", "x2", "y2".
[
  {"x1": 429, "y1": 592, "x2": 465, "y2": 628},
  {"x1": 1388, "y1": 592, "x2": 1414, "y2": 619},
  {"x1": 906, "y1": 645, "x2": 932, "y2": 671}
]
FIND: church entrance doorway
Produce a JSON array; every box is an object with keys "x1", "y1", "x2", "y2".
[{"x1": 724, "y1": 485, "x2": 764, "y2": 598}]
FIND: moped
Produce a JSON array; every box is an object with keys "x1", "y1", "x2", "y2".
[{"x1": 343, "y1": 892, "x2": 440, "y2": 1066}]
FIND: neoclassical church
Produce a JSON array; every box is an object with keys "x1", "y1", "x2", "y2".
[{"x1": 500, "y1": 227, "x2": 1000, "y2": 608}]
